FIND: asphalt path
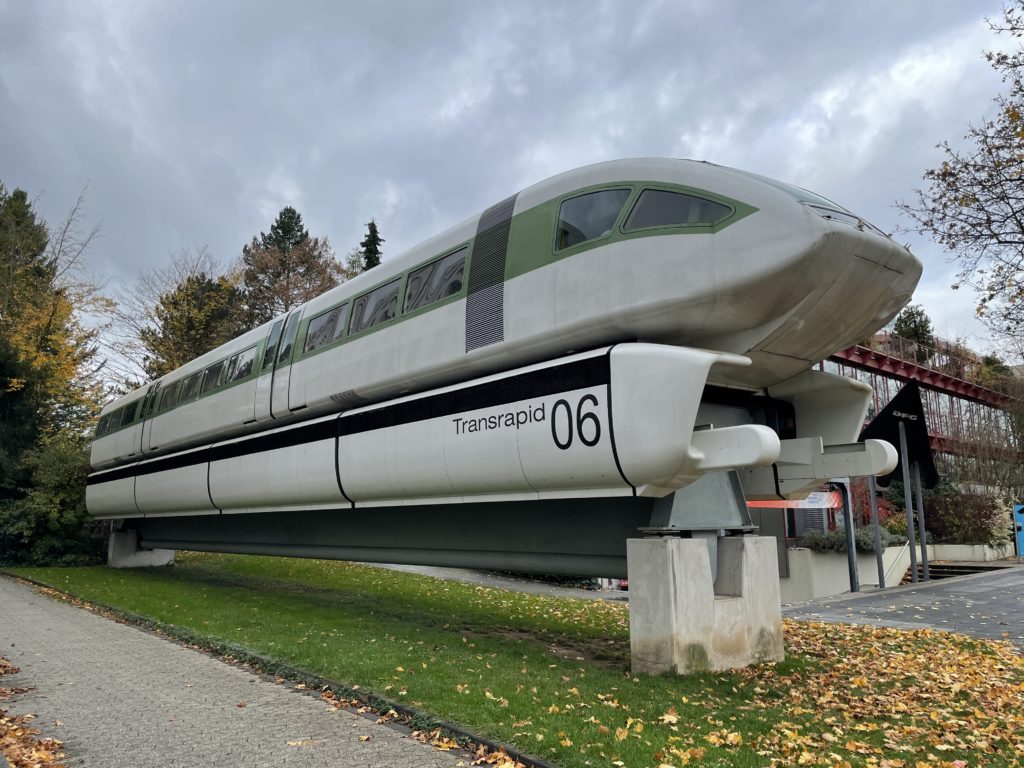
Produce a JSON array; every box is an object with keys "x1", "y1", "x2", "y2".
[{"x1": 783, "y1": 566, "x2": 1024, "y2": 650}]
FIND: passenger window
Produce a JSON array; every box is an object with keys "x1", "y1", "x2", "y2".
[
  {"x1": 121, "y1": 400, "x2": 139, "y2": 427},
  {"x1": 180, "y1": 372, "x2": 202, "y2": 402},
  {"x1": 350, "y1": 279, "x2": 400, "y2": 335},
  {"x1": 556, "y1": 189, "x2": 631, "y2": 250},
  {"x1": 404, "y1": 248, "x2": 466, "y2": 313},
  {"x1": 201, "y1": 360, "x2": 227, "y2": 394},
  {"x1": 624, "y1": 189, "x2": 732, "y2": 230},
  {"x1": 159, "y1": 381, "x2": 181, "y2": 412},
  {"x1": 304, "y1": 303, "x2": 348, "y2": 353},
  {"x1": 95, "y1": 414, "x2": 109, "y2": 438},
  {"x1": 261, "y1": 319, "x2": 285, "y2": 372},
  {"x1": 276, "y1": 312, "x2": 302, "y2": 365},
  {"x1": 227, "y1": 346, "x2": 258, "y2": 382}
]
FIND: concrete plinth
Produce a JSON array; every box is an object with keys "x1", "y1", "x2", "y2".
[
  {"x1": 627, "y1": 535, "x2": 784, "y2": 674},
  {"x1": 108, "y1": 529, "x2": 175, "y2": 568}
]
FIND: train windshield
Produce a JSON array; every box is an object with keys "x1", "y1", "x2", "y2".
[{"x1": 731, "y1": 168, "x2": 885, "y2": 235}]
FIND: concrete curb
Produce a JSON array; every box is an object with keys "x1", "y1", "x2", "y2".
[{"x1": 0, "y1": 571, "x2": 560, "y2": 768}]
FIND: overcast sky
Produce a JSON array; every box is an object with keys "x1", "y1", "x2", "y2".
[{"x1": 0, "y1": 1, "x2": 1012, "y2": 350}]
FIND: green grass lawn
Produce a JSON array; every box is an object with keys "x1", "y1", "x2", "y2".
[{"x1": 9, "y1": 553, "x2": 1024, "y2": 768}]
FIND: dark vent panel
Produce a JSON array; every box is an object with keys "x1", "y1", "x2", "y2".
[{"x1": 466, "y1": 194, "x2": 517, "y2": 352}]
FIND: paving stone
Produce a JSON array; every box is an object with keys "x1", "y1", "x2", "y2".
[{"x1": 0, "y1": 576, "x2": 467, "y2": 767}]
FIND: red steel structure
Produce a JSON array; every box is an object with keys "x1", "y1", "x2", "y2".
[{"x1": 823, "y1": 333, "x2": 1015, "y2": 460}]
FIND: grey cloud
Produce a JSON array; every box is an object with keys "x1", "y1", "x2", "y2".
[{"x1": 0, "y1": 0, "x2": 1008, "y2": 342}]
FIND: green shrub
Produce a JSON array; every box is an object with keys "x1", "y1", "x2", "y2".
[
  {"x1": 925, "y1": 489, "x2": 1011, "y2": 548},
  {"x1": 0, "y1": 435, "x2": 105, "y2": 567},
  {"x1": 883, "y1": 512, "x2": 908, "y2": 537},
  {"x1": 800, "y1": 526, "x2": 907, "y2": 554},
  {"x1": 881, "y1": 479, "x2": 1012, "y2": 548}
]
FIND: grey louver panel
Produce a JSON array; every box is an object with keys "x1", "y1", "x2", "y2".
[{"x1": 466, "y1": 194, "x2": 517, "y2": 352}]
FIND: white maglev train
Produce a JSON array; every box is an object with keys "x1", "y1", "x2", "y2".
[{"x1": 87, "y1": 158, "x2": 918, "y2": 518}]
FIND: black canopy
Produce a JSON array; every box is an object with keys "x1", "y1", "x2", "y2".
[{"x1": 859, "y1": 380, "x2": 939, "y2": 489}]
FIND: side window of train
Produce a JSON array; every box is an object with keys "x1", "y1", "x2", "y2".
[
  {"x1": 95, "y1": 413, "x2": 110, "y2": 438},
  {"x1": 201, "y1": 360, "x2": 227, "y2": 395},
  {"x1": 624, "y1": 189, "x2": 732, "y2": 230},
  {"x1": 555, "y1": 188, "x2": 631, "y2": 251},
  {"x1": 261, "y1": 319, "x2": 285, "y2": 372},
  {"x1": 226, "y1": 345, "x2": 258, "y2": 383},
  {"x1": 304, "y1": 303, "x2": 348, "y2": 354},
  {"x1": 180, "y1": 372, "x2": 202, "y2": 402},
  {"x1": 276, "y1": 312, "x2": 302, "y2": 365},
  {"x1": 349, "y1": 279, "x2": 401, "y2": 335},
  {"x1": 120, "y1": 400, "x2": 139, "y2": 428},
  {"x1": 404, "y1": 248, "x2": 467, "y2": 313},
  {"x1": 159, "y1": 381, "x2": 181, "y2": 413}
]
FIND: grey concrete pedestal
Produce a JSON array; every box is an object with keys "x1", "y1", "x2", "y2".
[
  {"x1": 627, "y1": 535, "x2": 784, "y2": 674},
  {"x1": 108, "y1": 529, "x2": 175, "y2": 568}
]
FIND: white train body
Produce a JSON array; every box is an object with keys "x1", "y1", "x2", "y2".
[{"x1": 87, "y1": 158, "x2": 918, "y2": 518}]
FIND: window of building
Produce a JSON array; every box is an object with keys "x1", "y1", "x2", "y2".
[
  {"x1": 555, "y1": 189, "x2": 631, "y2": 250},
  {"x1": 404, "y1": 248, "x2": 467, "y2": 313},
  {"x1": 624, "y1": 189, "x2": 732, "y2": 230},
  {"x1": 304, "y1": 303, "x2": 348, "y2": 353},
  {"x1": 350, "y1": 279, "x2": 400, "y2": 335}
]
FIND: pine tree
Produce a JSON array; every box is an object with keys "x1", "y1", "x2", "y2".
[
  {"x1": 359, "y1": 219, "x2": 384, "y2": 271},
  {"x1": 891, "y1": 305, "x2": 934, "y2": 365}
]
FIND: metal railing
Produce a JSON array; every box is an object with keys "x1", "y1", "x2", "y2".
[{"x1": 861, "y1": 333, "x2": 1018, "y2": 396}]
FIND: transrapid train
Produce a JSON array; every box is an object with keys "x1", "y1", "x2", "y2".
[{"x1": 87, "y1": 159, "x2": 918, "y2": 519}]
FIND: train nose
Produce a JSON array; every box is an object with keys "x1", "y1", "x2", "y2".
[{"x1": 751, "y1": 227, "x2": 921, "y2": 369}]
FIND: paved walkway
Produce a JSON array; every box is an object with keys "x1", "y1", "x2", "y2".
[
  {"x1": 784, "y1": 566, "x2": 1024, "y2": 650},
  {"x1": 0, "y1": 576, "x2": 466, "y2": 768}
]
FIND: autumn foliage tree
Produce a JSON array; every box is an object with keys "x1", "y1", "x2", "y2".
[
  {"x1": 898, "y1": 3, "x2": 1024, "y2": 336},
  {"x1": 0, "y1": 183, "x2": 107, "y2": 565},
  {"x1": 111, "y1": 246, "x2": 242, "y2": 384},
  {"x1": 239, "y1": 207, "x2": 342, "y2": 325}
]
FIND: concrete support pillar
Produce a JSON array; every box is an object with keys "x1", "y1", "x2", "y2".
[
  {"x1": 627, "y1": 535, "x2": 784, "y2": 674},
  {"x1": 108, "y1": 529, "x2": 175, "y2": 568}
]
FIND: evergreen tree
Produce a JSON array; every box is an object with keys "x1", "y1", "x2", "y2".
[
  {"x1": 0, "y1": 182, "x2": 105, "y2": 565},
  {"x1": 891, "y1": 304, "x2": 935, "y2": 365},
  {"x1": 139, "y1": 273, "x2": 243, "y2": 379},
  {"x1": 359, "y1": 219, "x2": 384, "y2": 271},
  {"x1": 239, "y1": 207, "x2": 342, "y2": 325}
]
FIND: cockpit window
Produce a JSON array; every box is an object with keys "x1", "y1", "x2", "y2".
[
  {"x1": 624, "y1": 189, "x2": 732, "y2": 230},
  {"x1": 555, "y1": 189, "x2": 631, "y2": 250}
]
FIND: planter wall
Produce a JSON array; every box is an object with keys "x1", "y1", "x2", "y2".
[
  {"x1": 929, "y1": 542, "x2": 1014, "y2": 562},
  {"x1": 781, "y1": 546, "x2": 911, "y2": 604},
  {"x1": 781, "y1": 540, "x2": 1015, "y2": 604}
]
